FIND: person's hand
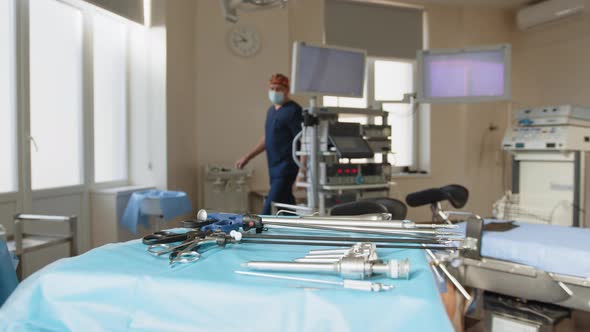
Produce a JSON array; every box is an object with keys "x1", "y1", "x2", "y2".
[
  {"x1": 298, "y1": 168, "x2": 307, "y2": 181},
  {"x1": 235, "y1": 156, "x2": 249, "y2": 169}
]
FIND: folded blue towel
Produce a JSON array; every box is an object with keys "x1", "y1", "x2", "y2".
[
  {"x1": 121, "y1": 190, "x2": 193, "y2": 234},
  {"x1": 0, "y1": 239, "x2": 18, "y2": 306}
]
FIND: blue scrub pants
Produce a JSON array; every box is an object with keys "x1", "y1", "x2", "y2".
[{"x1": 263, "y1": 174, "x2": 297, "y2": 215}]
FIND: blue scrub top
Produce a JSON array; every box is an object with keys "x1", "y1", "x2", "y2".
[{"x1": 265, "y1": 100, "x2": 303, "y2": 178}]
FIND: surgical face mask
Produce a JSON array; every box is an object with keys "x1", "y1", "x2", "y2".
[{"x1": 268, "y1": 90, "x2": 285, "y2": 105}]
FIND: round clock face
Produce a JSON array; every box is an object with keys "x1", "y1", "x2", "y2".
[{"x1": 228, "y1": 25, "x2": 261, "y2": 58}]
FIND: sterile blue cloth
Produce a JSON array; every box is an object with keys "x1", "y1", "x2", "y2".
[
  {"x1": 121, "y1": 190, "x2": 193, "y2": 234},
  {"x1": 0, "y1": 239, "x2": 18, "y2": 307},
  {"x1": 0, "y1": 228, "x2": 453, "y2": 332},
  {"x1": 457, "y1": 220, "x2": 590, "y2": 278}
]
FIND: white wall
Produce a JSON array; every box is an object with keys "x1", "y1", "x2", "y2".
[
  {"x1": 511, "y1": 0, "x2": 590, "y2": 107},
  {"x1": 194, "y1": 1, "x2": 291, "y2": 205}
]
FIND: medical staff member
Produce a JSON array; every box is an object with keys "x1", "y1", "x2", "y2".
[{"x1": 236, "y1": 73, "x2": 304, "y2": 215}]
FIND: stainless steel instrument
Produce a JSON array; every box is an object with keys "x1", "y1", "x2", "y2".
[
  {"x1": 235, "y1": 271, "x2": 394, "y2": 292},
  {"x1": 243, "y1": 256, "x2": 410, "y2": 280}
]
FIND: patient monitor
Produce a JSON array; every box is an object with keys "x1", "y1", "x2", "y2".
[{"x1": 500, "y1": 105, "x2": 590, "y2": 227}]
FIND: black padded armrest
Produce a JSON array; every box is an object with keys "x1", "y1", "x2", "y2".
[
  {"x1": 329, "y1": 200, "x2": 388, "y2": 216},
  {"x1": 360, "y1": 197, "x2": 407, "y2": 220}
]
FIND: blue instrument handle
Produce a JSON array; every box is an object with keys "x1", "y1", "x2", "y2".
[{"x1": 200, "y1": 213, "x2": 244, "y2": 233}]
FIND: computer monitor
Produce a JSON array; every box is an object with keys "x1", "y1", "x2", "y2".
[
  {"x1": 417, "y1": 44, "x2": 511, "y2": 103},
  {"x1": 291, "y1": 41, "x2": 366, "y2": 98}
]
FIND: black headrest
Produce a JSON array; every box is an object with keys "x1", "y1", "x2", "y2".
[
  {"x1": 440, "y1": 184, "x2": 469, "y2": 209},
  {"x1": 405, "y1": 184, "x2": 469, "y2": 209}
]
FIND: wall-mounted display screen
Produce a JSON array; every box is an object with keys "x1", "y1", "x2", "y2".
[{"x1": 417, "y1": 44, "x2": 511, "y2": 103}]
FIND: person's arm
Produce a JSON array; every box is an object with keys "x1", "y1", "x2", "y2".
[{"x1": 236, "y1": 136, "x2": 265, "y2": 169}]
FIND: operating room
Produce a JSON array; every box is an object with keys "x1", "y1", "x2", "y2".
[{"x1": 1, "y1": 0, "x2": 590, "y2": 331}]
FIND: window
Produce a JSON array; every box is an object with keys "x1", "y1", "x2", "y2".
[
  {"x1": 0, "y1": 0, "x2": 16, "y2": 193},
  {"x1": 375, "y1": 60, "x2": 415, "y2": 167},
  {"x1": 29, "y1": 0, "x2": 83, "y2": 190},
  {"x1": 323, "y1": 95, "x2": 367, "y2": 109},
  {"x1": 93, "y1": 13, "x2": 128, "y2": 183},
  {"x1": 324, "y1": 58, "x2": 417, "y2": 168}
]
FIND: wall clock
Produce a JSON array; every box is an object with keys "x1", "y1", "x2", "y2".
[{"x1": 227, "y1": 25, "x2": 261, "y2": 58}]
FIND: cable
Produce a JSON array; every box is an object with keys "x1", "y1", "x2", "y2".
[
  {"x1": 275, "y1": 209, "x2": 302, "y2": 216},
  {"x1": 292, "y1": 129, "x2": 303, "y2": 169}
]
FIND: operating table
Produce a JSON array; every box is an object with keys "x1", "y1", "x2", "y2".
[
  {"x1": 453, "y1": 219, "x2": 590, "y2": 312},
  {"x1": 404, "y1": 184, "x2": 590, "y2": 321}
]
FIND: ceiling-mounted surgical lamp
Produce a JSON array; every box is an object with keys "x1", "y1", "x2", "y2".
[{"x1": 219, "y1": 0, "x2": 288, "y2": 23}]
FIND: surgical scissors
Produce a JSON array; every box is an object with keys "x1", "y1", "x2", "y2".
[
  {"x1": 146, "y1": 230, "x2": 223, "y2": 265},
  {"x1": 142, "y1": 231, "x2": 190, "y2": 245},
  {"x1": 147, "y1": 231, "x2": 205, "y2": 256},
  {"x1": 169, "y1": 235, "x2": 219, "y2": 265}
]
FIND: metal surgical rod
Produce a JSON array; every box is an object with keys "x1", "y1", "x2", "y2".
[
  {"x1": 260, "y1": 216, "x2": 455, "y2": 230},
  {"x1": 265, "y1": 222, "x2": 434, "y2": 239},
  {"x1": 228, "y1": 231, "x2": 456, "y2": 249},
  {"x1": 278, "y1": 214, "x2": 458, "y2": 229},
  {"x1": 285, "y1": 213, "x2": 394, "y2": 221},
  {"x1": 302, "y1": 224, "x2": 461, "y2": 236},
  {"x1": 266, "y1": 222, "x2": 460, "y2": 238},
  {"x1": 235, "y1": 239, "x2": 456, "y2": 251},
  {"x1": 424, "y1": 247, "x2": 472, "y2": 301},
  {"x1": 235, "y1": 271, "x2": 394, "y2": 292},
  {"x1": 239, "y1": 233, "x2": 448, "y2": 245}
]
